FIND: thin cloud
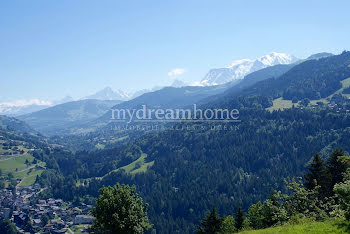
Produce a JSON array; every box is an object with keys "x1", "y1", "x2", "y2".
[{"x1": 168, "y1": 68, "x2": 187, "y2": 77}]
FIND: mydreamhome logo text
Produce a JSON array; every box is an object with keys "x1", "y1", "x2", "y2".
[{"x1": 110, "y1": 104, "x2": 240, "y2": 123}]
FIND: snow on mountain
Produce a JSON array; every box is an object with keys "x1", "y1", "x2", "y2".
[
  {"x1": 200, "y1": 52, "x2": 299, "y2": 86},
  {"x1": 0, "y1": 95, "x2": 78, "y2": 116},
  {"x1": 83, "y1": 87, "x2": 131, "y2": 101},
  {"x1": 0, "y1": 99, "x2": 53, "y2": 116}
]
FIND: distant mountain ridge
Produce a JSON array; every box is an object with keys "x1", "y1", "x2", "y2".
[
  {"x1": 306, "y1": 52, "x2": 334, "y2": 60},
  {"x1": 18, "y1": 99, "x2": 122, "y2": 136},
  {"x1": 200, "y1": 52, "x2": 298, "y2": 86},
  {"x1": 72, "y1": 83, "x2": 236, "y2": 133}
]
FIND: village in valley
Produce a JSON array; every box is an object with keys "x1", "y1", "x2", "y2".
[
  {"x1": 0, "y1": 184, "x2": 94, "y2": 233},
  {"x1": 0, "y1": 126, "x2": 95, "y2": 233}
]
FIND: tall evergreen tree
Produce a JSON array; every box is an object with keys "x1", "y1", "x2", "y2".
[
  {"x1": 234, "y1": 203, "x2": 245, "y2": 231},
  {"x1": 196, "y1": 206, "x2": 223, "y2": 234},
  {"x1": 304, "y1": 153, "x2": 330, "y2": 199},
  {"x1": 326, "y1": 148, "x2": 348, "y2": 194}
]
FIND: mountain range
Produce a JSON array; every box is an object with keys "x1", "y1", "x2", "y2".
[
  {"x1": 13, "y1": 52, "x2": 335, "y2": 136},
  {"x1": 33, "y1": 83, "x2": 234, "y2": 135},
  {"x1": 200, "y1": 52, "x2": 298, "y2": 86},
  {"x1": 0, "y1": 52, "x2": 299, "y2": 117}
]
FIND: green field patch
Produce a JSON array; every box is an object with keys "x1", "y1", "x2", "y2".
[
  {"x1": 309, "y1": 98, "x2": 328, "y2": 105},
  {"x1": 0, "y1": 154, "x2": 35, "y2": 174},
  {"x1": 18, "y1": 168, "x2": 45, "y2": 186},
  {"x1": 267, "y1": 98, "x2": 328, "y2": 112},
  {"x1": 341, "y1": 77, "x2": 350, "y2": 88},
  {"x1": 0, "y1": 153, "x2": 46, "y2": 186},
  {"x1": 340, "y1": 77, "x2": 350, "y2": 99},
  {"x1": 79, "y1": 153, "x2": 154, "y2": 186},
  {"x1": 266, "y1": 77, "x2": 350, "y2": 112},
  {"x1": 267, "y1": 98, "x2": 299, "y2": 111},
  {"x1": 326, "y1": 77, "x2": 350, "y2": 99},
  {"x1": 239, "y1": 219, "x2": 349, "y2": 234},
  {"x1": 119, "y1": 153, "x2": 147, "y2": 173},
  {"x1": 13, "y1": 162, "x2": 45, "y2": 178},
  {"x1": 14, "y1": 168, "x2": 34, "y2": 179},
  {"x1": 130, "y1": 161, "x2": 154, "y2": 175},
  {"x1": 103, "y1": 153, "x2": 154, "y2": 178}
]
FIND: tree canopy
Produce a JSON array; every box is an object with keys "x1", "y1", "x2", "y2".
[{"x1": 91, "y1": 183, "x2": 152, "y2": 234}]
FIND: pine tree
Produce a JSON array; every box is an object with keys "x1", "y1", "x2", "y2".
[
  {"x1": 235, "y1": 203, "x2": 245, "y2": 231},
  {"x1": 326, "y1": 148, "x2": 347, "y2": 195},
  {"x1": 304, "y1": 153, "x2": 330, "y2": 199},
  {"x1": 196, "y1": 206, "x2": 223, "y2": 234}
]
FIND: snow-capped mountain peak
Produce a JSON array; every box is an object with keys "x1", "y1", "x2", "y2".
[
  {"x1": 83, "y1": 87, "x2": 131, "y2": 101},
  {"x1": 257, "y1": 52, "x2": 297, "y2": 66},
  {"x1": 200, "y1": 52, "x2": 298, "y2": 86}
]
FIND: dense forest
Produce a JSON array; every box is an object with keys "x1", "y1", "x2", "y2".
[{"x1": 195, "y1": 148, "x2": 350, "y2": 233}]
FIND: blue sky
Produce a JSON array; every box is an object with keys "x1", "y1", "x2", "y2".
[{"x1": 0, "y1": 0, "x2": 349, "y2": 102}]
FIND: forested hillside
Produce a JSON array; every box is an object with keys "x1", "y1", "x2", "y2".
[
  {"x1": 195, "y1": 148, "x2": 350, "y2": 233},
  {"x1": 34, "y1": 106, "x2": 350, "y2": 233}
]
